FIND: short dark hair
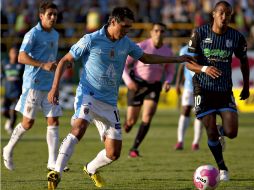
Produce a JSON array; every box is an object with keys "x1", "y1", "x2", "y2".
[
  {"x1": 39, "y1": 0, "x2": 58, "y2": 14},
  {"x1": 214, "y1": 1, "x2": 232, "y2": 13},
  {"x1": 152, "y1": 22, "x2": 167, "y2": 28},
  {"x1": 108, "y1": 7, "x2": 134, "y2": 24}
]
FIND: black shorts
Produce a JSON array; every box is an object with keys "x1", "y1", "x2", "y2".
[
  {"x1": 127, "y1": 81, "x2": 162, "y2": 107},
  {"x1": 2, "y1": 97, "x2": 18, "y2": 111},
  {"x1": 193, "y1": 90, "x2": 237, "y2": 119}
]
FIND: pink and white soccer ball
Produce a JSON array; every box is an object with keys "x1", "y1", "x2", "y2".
[{"x1": 193, "y1": 165, "x2": 220, "y2": 190}]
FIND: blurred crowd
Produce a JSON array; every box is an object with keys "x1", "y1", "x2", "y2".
[{"x1": 1, "y1": 0, "x2": 254, "y2": 50}]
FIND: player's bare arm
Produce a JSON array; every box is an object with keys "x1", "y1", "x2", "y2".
[
  {"x1": 18, "y1": 51, "x2": 57, "y2": 72},
  {"x1": 139, "y1": 53, "x2": 196, "y2": 64},
  {"x1": 163, "y1": 81, "x2": 171, "y2": 92},
  {"x1": 48, "y1": 52, "x2": 74, "y2": 104},
  {"x1": 239, "y1": 56, "x2": 250, "y2": 100},
  {"x1": 185, "y1": 62, "x2": 222, "y2": 79}
]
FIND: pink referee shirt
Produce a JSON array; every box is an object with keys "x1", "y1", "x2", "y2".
[{"x1": 122, "y1": 38, "x2": 175, "y2": 86}]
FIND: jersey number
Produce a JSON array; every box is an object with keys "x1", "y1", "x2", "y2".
[{"x1": 194, "y1": 95, "x2": 201, "y2": 107}]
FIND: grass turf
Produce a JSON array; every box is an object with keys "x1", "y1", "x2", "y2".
[{"x1": 1, "y1": 110, "x2": 254, "y2": 190}]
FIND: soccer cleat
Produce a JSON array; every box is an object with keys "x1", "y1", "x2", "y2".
[
  {"x1": 191, "y1": 144, "x2": 199, "y2": 151},
  {"x1": 220, "y1": 170, "x2": 230, "y2": 181},
  {"x1": 128, "y1": 150, "x2": 140, "y2": 158},
  {"x1": 63, "y1": 166, "x2": 70, "y2": 172},
  {"x1": 124, "y1": 124, "x2": 133, "y2": 133},
  {"x1": 47, "y1": 171, "x2": 61, "y2": 190},
  {"x1": 217, "y1": 125, "x2": 226, "y2": 151},
  {"x1": 3, "y1": 146, "x2": 14, "y2": 170},
  {"x1": 47, "y1": 166, "x2": 70, "y2": 172},
  {"x1": 83, "y1": 165, "x2": 105, "y2": 188},
  {"x1": 174, "y1": 142, "x2": 183, "y2": 150}
]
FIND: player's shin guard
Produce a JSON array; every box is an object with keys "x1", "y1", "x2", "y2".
[
  {"x1": 5, "y1": 123, "x2": 26, "y2": 151},
  {"x1": 132, "y1": 122, "x2": 150, "y2": 150},
  {"x1": 86, "y1": 149, "x2": 113, "y2": 174},
  {"x1": 54, "y1": 133, "x2": 78, "y2": 174},
  {"x1": 208, "y1": 140, "x2": 228, "y2": 171},
  {"x1": 47, "y1": 126, "x2": 59, "y2": 169}
]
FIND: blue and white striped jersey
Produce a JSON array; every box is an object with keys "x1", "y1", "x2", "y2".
[{"x1": 188, "y1": 24, "x2": 247, "y2": 92}]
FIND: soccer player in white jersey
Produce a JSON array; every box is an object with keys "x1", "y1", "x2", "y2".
[
  {"x1": 175, "y1": 45, "x2": 202, "y2": 151},
  {"x1": 46, "y1": 7, "x2": 195, "y2": 189},
  {"x1": 2, "y1": 0, "x2": 64, "y2": 172}
]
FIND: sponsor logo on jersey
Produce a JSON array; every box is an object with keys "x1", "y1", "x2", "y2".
[
  {"x1": 226, "y1": 39, "x2": 232, "y2": 48},
  {"x1": 204, "y1": 48, "x2": 230, "y2": 59},
  {"x1": 83, "y1": 104, "x2": 90, "y2": 115},
  {"x1": 204, "y1": 38, "x2": 213, "y2": 43}
]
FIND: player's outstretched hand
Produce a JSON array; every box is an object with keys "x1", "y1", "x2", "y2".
[
  {"x1": 205, "y1": 66, "x2": 222, "y2": 79},
  {"x1": 127, "y1": 81, "x2": 138, "y2": 91},
  {"x1": 163, "y1": 82, "x2": 171, "y2": 92},
  {"x1": 48, "y1": 88, "x2": 59, "y2": 105},
  {"x1": 239, "y1": 87, "x2": 250, "y2": 100}
]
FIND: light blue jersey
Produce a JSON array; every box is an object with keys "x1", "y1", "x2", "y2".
[
  {"x1": 20, "y1": 22, "x2": 59, "y2": 91},
  {"x1": 179, "y1": 45, "x2": 196, "y2": 92},
  {"x1": 70, "y1": 26, "x2": 143, "y2": 106}
]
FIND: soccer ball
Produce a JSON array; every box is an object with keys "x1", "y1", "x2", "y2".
[{"x1": 193, "y1": 165, "x2": 220, "y2": 190}]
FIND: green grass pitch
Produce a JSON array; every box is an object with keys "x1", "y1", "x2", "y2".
[{"x1": 1, "y1": 110, "x2": 254, "y2": 190}]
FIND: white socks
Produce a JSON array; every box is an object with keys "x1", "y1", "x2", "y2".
[
  {"x1": 87, "y1": 149, "x2": 113, "y2": 174},
  {"x1": 47, "y1": 126, "x2": 59, "y2": 169},
  {"x1": 4, "y1": 123, "x2": 26, "y2": 152},
  {"x1": 192, "y1": 118, "x2": 202, "y2": 145},
  {"x1": 55, "y1": 133, "x2": 78, "y2": 174},
  {"x1": 177, "y1": 115, "x2": 190, "y2": 143}
]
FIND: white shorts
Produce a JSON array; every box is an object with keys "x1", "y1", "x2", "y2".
[
  {"x1": 72, "y1": 94, "x2": 122, "y2": 141},
  {"x1": 15, "y1": 88, "x2": 62, "y2": 119},
  {"x1": 181, "y1": 89, "x2": 194, "y2": 106}
]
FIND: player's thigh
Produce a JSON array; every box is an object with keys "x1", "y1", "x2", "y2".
[
  {"x1": 142, "y1": 99, "x2": 157, "y2": 122},
  {"x1": 220, "y1": 111, "x2": 238, "y2": 138},
  {"x1": 201, "y1": 113, "x2": 219, "y2": 140},
  {"x1": 126, "y1": 106, "x2": 141, "y2": 124}
]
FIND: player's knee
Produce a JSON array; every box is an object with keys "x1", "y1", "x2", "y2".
[
  {"x1": 107, "y1": 152, "x2": 120, "y2": 161},
  {"x1": 226, "y1": 130, "x2": 237, "y2": 139},
  {"x1": 22, "y1": 119, "x2": 34, "y2": 130},
  {"x1": 47, "y1": 117, "x2": 59, "y2": 126},
  {"x1": 126, "y1": 118, "x2": 136, "y2": 126}
]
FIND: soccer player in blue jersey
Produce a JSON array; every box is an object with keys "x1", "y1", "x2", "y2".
[
  {"x1": 1, "y1": 46, "x2": 24, "y2": 135},
  {"x1": 186, "y1": 1, "x2": 250, "y2": 181},
  {"x1": 47, "y1": 7, "x2": 195, "y2": 189},
  {"x1": 175, "y1": 45, "x2": 202, "y2": 151},
  {"x1": 2, "y1": 1, "x2": 63, "y2": 172}
]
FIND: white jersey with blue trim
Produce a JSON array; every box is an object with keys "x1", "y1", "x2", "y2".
[
  {"x1": 70, "y1": 25, "x2": 143, "y2": 106},
  {"x1": 179, "y1": 45, "x2": 196, "y2": 92},
  {"x1": 19, "y1": 22, "x2": 59, "y2": 91}
]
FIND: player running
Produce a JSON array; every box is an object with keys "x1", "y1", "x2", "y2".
[{"x1": 186, "y1": 1, "x2": 250, "y2": 181}]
